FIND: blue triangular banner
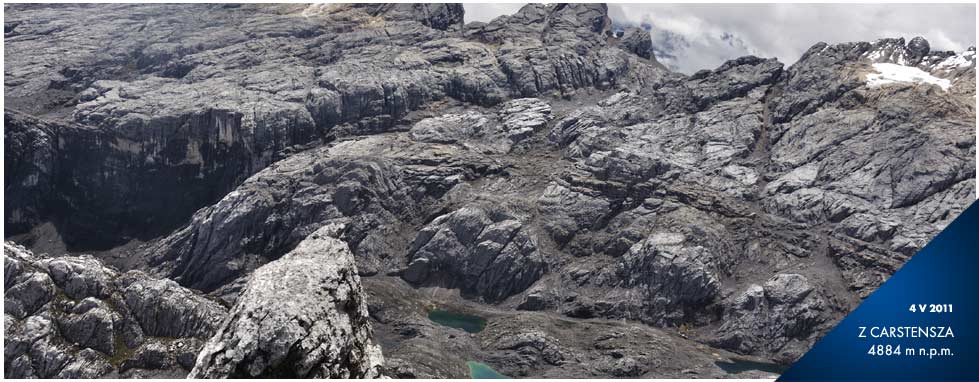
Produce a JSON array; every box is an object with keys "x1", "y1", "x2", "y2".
[{"x1": 778, "y1": 200, "x2": 979, "y2": 381}]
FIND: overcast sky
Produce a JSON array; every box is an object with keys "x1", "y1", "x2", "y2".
[{"x1": 464, "y1": 3, "x2": 977, "y2": 74}]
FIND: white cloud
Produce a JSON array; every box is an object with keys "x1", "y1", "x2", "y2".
[
  {"x1": 462, "y1": 3, "x2": 976, "y2": 74},
  {"x1": 463, "y1": 3, "x2": 527, "y2": 23}
]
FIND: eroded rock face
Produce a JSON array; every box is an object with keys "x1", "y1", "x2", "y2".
[
  {"x1": 4, "y1": 3, "x2": 661, "y2": 250},
  {"x1": 527, "y1": 35, "x2": 973, "y2": 361},
  {"x1": 410, "y1": 112, "x2": 490, "y2": 145},
  {"x1": 148, "y1": 152, "x2": 412, "y2": 291},
  {"x1": 408, "y1": 97, "x2": 552, "y2": 153},
  {"x1": 402, "y1": 204, "x2": 546, "y2": 302},
  {"x1": 189, "y1": 225, "x2": 383, "y2": 378},
  {"x1": 618, "y1": 27, "x2": 654, "y2": 60},
  {"x1": 465, "y1": 4, "x2": 653, "y2": 97},
  {"x1": 3, "y1": 243, "x2": 225, "y2": 378},
  {"x1": 4, "y1": 2, "x2": 976, "y2": 376},
  {"x1": 712, "y1": 274, "x2": 828, "y2": 363},
  {"x1": 614, "y1": 234, "x2": 722, "y2": 326},
  {"x1": 498, "y1": 98, "x2": 553, "y2": 146},
  {"x1": 145, "y1": 133, "x2": 510, "y2": 293}
]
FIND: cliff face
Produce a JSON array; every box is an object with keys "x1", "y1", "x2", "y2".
[{"x1": 5, "y1": 3, "x2": 976, "y2": 378}]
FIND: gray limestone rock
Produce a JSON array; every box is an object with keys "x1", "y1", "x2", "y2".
[
  {"x1": 613, "y1": 233, "x2": 722, "y2": 326},
  {"x1": 3, "y1": 243, "x2": 225, "y2": 378},
  {"x1": 402, "y1": 204, "x2": 546, "y2": 302},
  {"x1": 115, "y1": 271, "x2": 226, "y2": 339},
  {"x1": 618, "y1": 27, "x2": 654, "y2": 60},
  {"x1": 410, "y1": 112, "x2": 490, "y2": 144},
  {"x1": 45, "y1": 256, "x2": 115, "y2": 299},
  {"x1": 711, "y1": 274, "x2": 828, "y2": 363},
  {"x1": 4, "y1": 3, "x2": 657, "y2": 249},
  {"x1": 189, "y1": 225, "x2": 384, "y2": 378},
  {"x1": 146, "y1": 142, "x2": 418, "y2": 291},
  {"x1": 498, "y1": 98, "x2": 553, "y2": 145},
  {"x1": 3, "y1": 3, "x2": 976, "y2": 378},
  {"x1": 408, "y1": 98, "x2": 551, "y2": 152},
  {"x1": 57, "y1": 298, "x2": 116, "y2": 355}
]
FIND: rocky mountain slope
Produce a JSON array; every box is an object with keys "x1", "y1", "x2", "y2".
[
  {"x1": 5, "y1": 3, "x2": 976, "y2": 378},
  {"x1": 4, "y1": 242, "x2": 225, "y2": 378}
]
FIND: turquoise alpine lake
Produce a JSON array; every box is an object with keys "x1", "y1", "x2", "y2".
[
  {"x1": 467, "y1": 361, "x2": 509, "y2": 379},
  {"x1": 714, "y1": 358, "x2": 787, "y2": 375},
  {"x1": 427, "y1": 309, "x2": 487, "y2": 333}
]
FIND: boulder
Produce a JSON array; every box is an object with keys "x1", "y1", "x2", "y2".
[
  {"x1": 619, "y1": 27, "x2": 654, "y2": 60},
  {"x1": 189, "y1": 225, "x2": 384, "y2": 378}
]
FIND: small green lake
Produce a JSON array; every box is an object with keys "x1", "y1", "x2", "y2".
[
  {"x1": 427, "y1": 309, "x2": 487, "y2": 333},
  {"x1": 467, "y1": 361, "x2": 509, "y2": 379},
  {"x1": 715, "y1": 358, "x2": 787, "y2": 375}
]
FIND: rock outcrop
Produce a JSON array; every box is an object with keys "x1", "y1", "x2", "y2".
[
  {"x1": 408, "y1": 97, "x2": 552, "y2": 153},
  {"x1": 4, "y1": 3, "x2": 663, "y2": 250},
  {"x1": 613, "y1": 234, "x2": 723, "y2": 326},
  {"x1": 4, "y1": 2, "x2": 976, "y2": 376},
  {"x1": 146, "y1": 145, "x2": 416, "y2": 291},
  {"x1": 712, "y1": 274, "x2": 829, "y2": 363},
  {"x1": 189, "y1": 225, "x2": 383, "y2": 378},
  {"x1": 3, "y1": 243, "x2": 225, "y2": 378},
  {"x1": 402, "y1": 204, "x2": 546, "y2": 302},
  {"x1": 618, "y1": 27, "x2": 655, "y2": 60}
]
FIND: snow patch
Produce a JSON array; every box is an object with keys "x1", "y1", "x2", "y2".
[
  {"x1": 866, "y1": 63, "x2": 950, "y2": 91},
  {"x1": 936, "y1": 49, "x2": 976, "y2": 70}
]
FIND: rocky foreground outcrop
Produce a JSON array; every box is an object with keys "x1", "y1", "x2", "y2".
[
  {"x1": 4, "y1": 2, "x2": 976, "y2": 378},
  {"x1": 4, "y1": 243, "x2": 225, "y2": 378},
  {"x1": 190, "y1": 225, "x2": 383, "y2": 378},
  {"x1": 5, "y1": 228, "x2": 386, "y2": 379}
]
